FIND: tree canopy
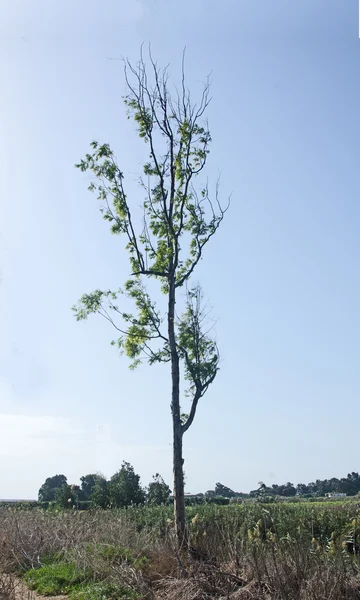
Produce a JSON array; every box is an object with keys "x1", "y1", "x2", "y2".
[
  {"x1": 109, "y1": 461, "x2": 146, "y2": 507},
  {"x1": 38, "y1": 475, "x2": 68, "y2": 502},
  {"x1": 148, "y1": 473, "x2": 171, "y2": 505},
  {"x1": 80, "y1": 474, "x2": 103, "y2": 500}
]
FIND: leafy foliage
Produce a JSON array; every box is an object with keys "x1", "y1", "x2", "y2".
[
  {"x1": 24, "y1": 561, "x2": 88, "y2": 595},
  {"x1": 37, "y1": 467, "x2": 170, "y2": 510},
  {"x1": 72, "y1": 51, "x2": 228, "y2": 426},
  {"x1": 249, "y1": 473, "x2": 360, "y2": 498},
  {"x1": 147, "y1": 473, "x2": 171, "y2": 505},
  {"x1": 214, "y1": 482, "x2": 236, "y2": 498},
  {"x1": 38, "y1": 475, "x2": 68, "y2": 503},
  {"x1": 109, "y1": 462, "x2": 146, "y2": 508},
  {"x1": 55, "y1": 484, "x2": 84, "y2": 508},
  {"x1": 90, "y1": 476, "x2": 109, "y2": 509},
  {"x1": 80, "y1": 474, "x2": 100, "y2": 500}
]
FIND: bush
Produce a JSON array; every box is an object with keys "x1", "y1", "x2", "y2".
[{"x1": 24, "y1": 562, "x2": 89, "y2": 595}]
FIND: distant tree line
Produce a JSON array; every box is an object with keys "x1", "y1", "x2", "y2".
[
  {"x1": 38, "y1": 470, "x2": 360, "y2": 510},
  {"x1": 197, "y1": 472, "x2": 360, "y2": 501},
  {"x1": 248, "y1": 472, "x2": 360, "y2": 498},
  {"x1": 38, "y1": 464, "x2": 170, "y2": 509}
]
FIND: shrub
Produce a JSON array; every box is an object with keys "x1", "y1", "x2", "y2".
[{"x1": 24, "y1": 562, "x2": 89, "y2": 595}]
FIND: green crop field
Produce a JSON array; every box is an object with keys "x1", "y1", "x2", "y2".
[{"x1": 124, "y1": 500, "x2": 360, "y2": 541}]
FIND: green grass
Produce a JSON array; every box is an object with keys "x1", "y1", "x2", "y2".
[
  {"x1": 24, "y1": 561, "x2": 90, "y2": 595},
  {"x1": 93, "y1": 543, "x2": 149, "y2": 569},
  {"x1": 24, "y1": 563, "x2": 140, "y2": 600},
  {"x1": 23, "y1": 545, "x2": 146, "y2": 598},
  {"x1": 70, "y1": 582, "x2": 140, "y2": 600}
]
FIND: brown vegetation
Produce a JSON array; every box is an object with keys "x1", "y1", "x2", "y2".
[{"x1": 0, "y1": 507, "x2": 360, "y2": 599}]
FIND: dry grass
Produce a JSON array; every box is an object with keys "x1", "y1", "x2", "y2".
[
  {"x1": 0, "y1": 507, "x2": 360, "y2": 599},
  {"x1": 0, "y1": 575, "x2": 39, "y2": 600},
  {"x1": 0, "y1": 575, "x2": 16, "y2": 600}
]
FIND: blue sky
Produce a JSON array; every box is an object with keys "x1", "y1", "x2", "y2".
[{"x1": 0, "y1": 0, "x2": 360, "y2": 498}]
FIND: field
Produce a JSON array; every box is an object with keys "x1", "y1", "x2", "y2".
[{"x1": 1, "y1": 501, "x2": 360, "y2": 599}]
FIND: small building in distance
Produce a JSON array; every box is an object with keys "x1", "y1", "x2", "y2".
[{"x1": 326, "y1": 492, "x2": 347, "y2": 499}]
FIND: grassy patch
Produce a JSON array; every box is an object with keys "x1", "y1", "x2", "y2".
[
  {"x1": 24, "y1": 561, "x2": 89, "y2": 595},
  {"x1": 70, "y1": 582, "x2": 140, "y2": 600},
  {"x1": 91, "y1": 544, "x2": 149, "y2": 570},
  {"x1": 23, "y1": 546, "x2": 147, "y2": 598},
  {"x1": 65, "y1": 543, "x2": 150, "y2": 579}
]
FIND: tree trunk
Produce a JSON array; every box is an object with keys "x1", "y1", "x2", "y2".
[
  {"x1": 168, "y1": 277, "x2": 188, "y2": 548},
  {"x1": 173, "y1": 417, "x2": 187, "y2": 547}
]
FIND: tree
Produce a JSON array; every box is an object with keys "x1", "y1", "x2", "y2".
[
  {"x1": 343, "y1": 472, "x2": 360, "y2": 496},
  {"x1": 109, "y1": 461, "x2": 145, "y2": 507},
  {"x1": 55, "y1": 483, "x2": 82, "y2": 508},
  {"x1": 250, "y1": 482, "x2": 270, "y2": 498},
  {"x1": 91, "y1": 476, "x2": 109, "y2": 508},
  {"x1": 283, "y1": 482, "x2": 296, "y2": 497},
  {"x1": 38, "y1": 474, "x2": 67, "y2": 502},
  {"x1": 73, "y1": 51, "x2": 228, "y2": 546},
  {"x1": 307, "y1": 482, "x2": 317, "y2": 496},
  {"x1": 271, "y1": 484, "x2": 281, "y2": 496},
  {"x1": 214, "y1": 482, "x2": 236, "y2": 498},
  {"x1": 296, "y1": 483, "x2": 309, "y2": 496},
  {"x1": 80, "y1": 473, "x2": 102, "y2": 500},
  {"x1": 148, "y1": 473, "x2": 171, "y2": 505}
]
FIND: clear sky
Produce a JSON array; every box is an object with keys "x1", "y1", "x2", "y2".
[{"x1": 0, "y1": 0, "x2": 359, "y2": 499}]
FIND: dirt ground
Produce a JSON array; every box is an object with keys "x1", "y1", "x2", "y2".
[{"x1": 4, "y1": 577, "x2": 67, "y2": 600}]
